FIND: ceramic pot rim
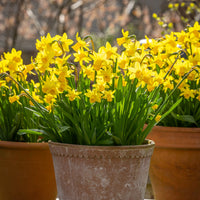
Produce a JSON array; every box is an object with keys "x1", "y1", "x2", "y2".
[
  {"x1": 49, "y1": 139, "x2": 155, "y2": 160},
  {"x1": 48, "y1": 139, "x2": 155, "y2": 150}
]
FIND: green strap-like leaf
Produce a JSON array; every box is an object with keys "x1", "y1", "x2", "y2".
[
  {"x1": 159, "y1": 98, "x2": 183, "y2": 124},
  {"x1": 171, "y1": 112, "x2": 198, "y2": 126},
  {"x1": 17, "y1": 129, "x2": 47, "y2": 136}
]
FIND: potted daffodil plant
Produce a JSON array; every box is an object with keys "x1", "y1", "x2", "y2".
[
  {"x1": 144, "y1": 22, "x2": 200, "y2": 200},
  {"x1": 0, "y1": 49, "x2": 57, "y2": 200},
  {"x1": 1, "y1": 25, "x2": 197, "y2": 199}
]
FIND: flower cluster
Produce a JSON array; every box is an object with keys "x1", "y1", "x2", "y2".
[
  {"x1": 0, "y1": 22, "x2": 199, "y2": 144},
  {"x1": 143, "y1": 22, "x2": 200, "y2": 127},
  {"x1": 0, "y1": 49, "x2": 40, "y2": 141},
  {"x1": 31, "y1": 31, "x2": 168, "y2": 110},
  {"x1": 144, "y1": 23, "x2": 200, "y2": 99}
]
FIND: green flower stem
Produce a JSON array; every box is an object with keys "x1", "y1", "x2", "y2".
[{"x1": 83, "y1": 35, "x2": 95, "y2": 52}]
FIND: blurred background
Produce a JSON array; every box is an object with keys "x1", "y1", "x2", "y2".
[{"x1": 1, "y1": 0, "x2": 200, "y2": 64}]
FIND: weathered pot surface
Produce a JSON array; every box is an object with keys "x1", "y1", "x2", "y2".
[{"x1": 49, "y1": 140, "x2": 155, "y2": 200}]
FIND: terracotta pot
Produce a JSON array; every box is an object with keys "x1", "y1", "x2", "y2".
[
  {"x1": 49, "y1": 140, "x2": 155, "y2": 200},
  {"x1": 147, "y1": 126, "x2": 200, "y2": 200},
  {"x1": 0, "y1": 141, "x2": 57, "y2": 200}
]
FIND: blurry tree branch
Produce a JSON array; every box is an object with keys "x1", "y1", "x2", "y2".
[
  {"x1": 3, "y1": 0, "x2": 25, "y2": 51},
  {"x1": 53, "y1": 0, "x2": 73, "y2": 34},
  {"x1": 12, "y1": 0, "x2": 25, "y2": 48},
  {"x1": 26, "y1": 8, "x2": 45, "y2": 36}
]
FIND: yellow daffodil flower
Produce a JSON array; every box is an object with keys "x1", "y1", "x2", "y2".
[
  {"x1": 66, "y1": 89, "x2": 81, "y2": 101},
  {"x1": 72, "y1": 33, "x2": 89, "y2": 52}
]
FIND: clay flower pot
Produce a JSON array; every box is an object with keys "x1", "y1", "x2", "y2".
[
  {"x1": 147, "y1": 126, "x2": 200, "y2": 200},
  {"x1": 0, "y1": 141, "x2": 57, "y2": 200},
  {"x1": 49, "y1": 140, "x2": 155, "y2": 200}
]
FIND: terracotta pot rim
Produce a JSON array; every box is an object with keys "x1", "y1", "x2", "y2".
[
  {"x1": 48, "y1": 139, "x2": 155, "y2": 150},
  {"x1": 147, "y1": 126, "x2": 200, "y2": 149},
  {"x1": 152, "y1": 125, "x2": 200, "y2": 131},
  {"x1": 0, "y1": 141, "x2": 49, "y2": 150}
]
